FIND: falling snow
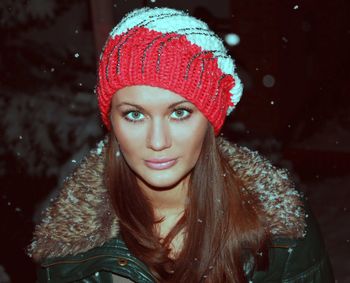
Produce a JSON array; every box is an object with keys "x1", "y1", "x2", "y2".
[
  {"x1": 2, "y1": 1, "x2": 349, "y2": 282},
  {"x1": 263, "y1": 74, "x2": 276, "y2": 88},
  {"x1": 94, "y1": 140, "x2": 106, "y2": 156},
  {"x1": 224, "y1": 33, "x2": 240, "y2": 46}
]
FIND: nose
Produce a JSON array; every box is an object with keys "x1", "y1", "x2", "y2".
[{"x1": 147, "y1": 118, "x2": 171, "y2": 151}]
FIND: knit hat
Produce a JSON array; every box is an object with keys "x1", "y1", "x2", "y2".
[{"x1": 97, "y1": 7, "x2": 243, "y2": 135}]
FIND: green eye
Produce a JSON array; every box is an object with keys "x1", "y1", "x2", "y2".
[
  {"x1": 170, "y1": 108, "x2": 192, "y2": 120},
  {"x1": 125, "y1": 111, "x2": 144, "y2": 122}
]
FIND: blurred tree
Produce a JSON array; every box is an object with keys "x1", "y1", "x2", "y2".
[{"x1": 0, "y1": 0, "x2": 103, "y2": 179}]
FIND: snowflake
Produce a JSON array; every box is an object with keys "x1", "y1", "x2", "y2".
[{"x1": 225, "y1": 33, "x2": 240, "y2": 46}]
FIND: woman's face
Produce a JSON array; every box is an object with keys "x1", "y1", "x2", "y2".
[{"x1": 110, "y1": 85, "x2": 208, "y2": 190}]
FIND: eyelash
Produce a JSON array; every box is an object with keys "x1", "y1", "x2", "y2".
[{"x1": 122, "y1": 107, "x2": 193, "y2": 123}]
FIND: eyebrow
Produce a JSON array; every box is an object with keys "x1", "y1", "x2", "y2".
[{"x1": 115, "y1": 100, "x2": 192, "y2": 110}]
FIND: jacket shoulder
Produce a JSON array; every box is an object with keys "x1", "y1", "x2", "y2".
[
  {"x1": 36, "y1": 237, "x2": 155, "y2": 283},
  {"x1": 280, "y1": 205, "x2": 334, "y2": 282},
  {"x1": 252, "y1": 205, "x2": 334, "y2": 283}
]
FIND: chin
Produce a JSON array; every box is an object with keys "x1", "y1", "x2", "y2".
[{"x1": 138, "y1": 171, "x2": 188, "y2": 190}]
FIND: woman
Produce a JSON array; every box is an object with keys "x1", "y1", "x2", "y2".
[{"x1": 28, "y1": 7, "x2": 334, "y2": 283}]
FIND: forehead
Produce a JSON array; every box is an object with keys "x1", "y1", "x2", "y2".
[{"x1": 112, "y1": 85, "x2": 189, "y2": 106}]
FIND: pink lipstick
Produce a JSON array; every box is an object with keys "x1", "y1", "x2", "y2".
[{"x1": 145, "y1": 158, "x2": 177, "y2": 170}]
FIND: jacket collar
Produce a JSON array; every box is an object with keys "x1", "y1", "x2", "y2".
[{"x1": 28, "y1": 137, "x2": 306, "y2": 261}]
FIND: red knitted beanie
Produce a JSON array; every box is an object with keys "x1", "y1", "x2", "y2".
[{"x1": 97, "y1": 8, "x2": 243, "y2": 135}]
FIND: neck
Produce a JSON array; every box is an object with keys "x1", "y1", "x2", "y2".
[{"x1": 137, "y1": 175, "x2": 189, "y2": 217}]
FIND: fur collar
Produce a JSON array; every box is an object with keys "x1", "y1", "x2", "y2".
[{"x1": 28, "y1": 137, "x2": 306, "y2": 261}]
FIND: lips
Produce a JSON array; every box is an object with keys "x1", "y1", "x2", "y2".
[{"x1": 144, "y1": 158, "x2": 177, "y2": 170}]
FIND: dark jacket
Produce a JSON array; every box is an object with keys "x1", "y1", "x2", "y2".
[{"x1": 28, "y1": 138, "x2": 334, "y2": 282}]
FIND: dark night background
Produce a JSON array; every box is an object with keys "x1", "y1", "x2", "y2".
[{"x1": 1, "y1": 0, "x2": 349, "y2": 282}]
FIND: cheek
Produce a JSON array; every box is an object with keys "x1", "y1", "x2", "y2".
[
  {"x1": 112, "y1": 122, "x2": 145, "y2": 157},
  {"x1": 175, "y1": 122, "x2": 207, "y2": 163}
]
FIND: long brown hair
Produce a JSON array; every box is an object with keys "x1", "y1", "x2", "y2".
[{"x1": 105, "y1": 126, "x2": 268, "y2": 282}]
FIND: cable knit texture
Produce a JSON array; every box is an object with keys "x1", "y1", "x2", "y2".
[{"x1": 28, "y1": 137, "x2": 306, "y2": 261}]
